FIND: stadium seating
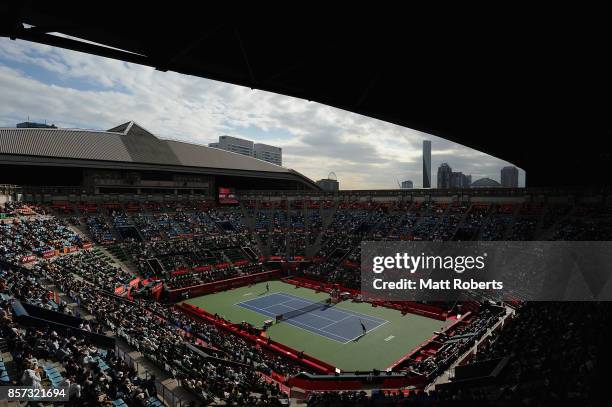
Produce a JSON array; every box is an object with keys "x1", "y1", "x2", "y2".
[{"x1": 1, "y1": 197, "x2": 610, "y2": 405}]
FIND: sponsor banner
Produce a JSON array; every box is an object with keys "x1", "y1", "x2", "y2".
[
  {"x1": 171, "y1": 269, "x2": 190, "y2": 276},
  {"x1": 151, "y1": 283, "x2": 163, "y2": 300},
  {"x1": 361, "y1": 241, "x2": 612, "y2": 302},
  {"x1": 42, "y1": 250, "x2": 56, "y2": 259},
  {"x1": 21, "y1": 255, "x2": 37, "y2": 263},
  {"x1": 82, "y1": 243, "x2": 93, "y2": 250}
]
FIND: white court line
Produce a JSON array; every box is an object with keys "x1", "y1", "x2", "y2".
[
  {"x1": 236, "y1": 292, "x2": 389, "y2": 344},
  {"x1": 274, "y1": 292, "x2": 388, "y2": 323},
  {"x1": 278, "y1": 315, "x2": 355, "y2": 343},
  {"x1": 233, "y1": 292, "x2": 283, "y2": 307},
  {"x1": 359, "y1": 320, "x2": 389, "y2": 338},
  {"x1": 271, "y1": 303, "x2": 339, "y2": 324},
  {"x1": 318, "y1": 315, "x2": 352, "y2": 330},
  {"x1": 236, "y1": 297, "x2": 354, "y2": 343},
  {"x1": 237, "y1": 302, "x2": 276, "y2": 318},
  {"x1": 325, "y1": 319, "x2": 390, "y2": 343},
  {"x1": 260, "y1": 298, "x2": 304, "y2": 310},
  {"x1": 272, "y1": 303, "x2": 389, "y2": 343},
  {"x1": 274, "y1": 292, "x2": 387, "y2": 324}
]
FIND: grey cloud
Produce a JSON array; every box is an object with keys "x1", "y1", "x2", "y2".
[{"x1": 0, "y1": 38, "x2": 525, "y2": 189}]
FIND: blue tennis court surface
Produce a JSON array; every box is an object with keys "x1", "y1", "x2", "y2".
[{"x1": 236, "y1": 292, "x2": 388, "y2": 343}]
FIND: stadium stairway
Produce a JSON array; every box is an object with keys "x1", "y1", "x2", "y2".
[
  {"x1": 532, "y1": 205, "x2": 550, "y2": 238},
  {"x1": 447, "y1": 203, "x2": 475, "y2": 241},
  {"x1": 38, "y1": 277, "x2": 199, "y2": 407},
  {"x1": 308, "y1": 201, "x2": 339, "y2": 257},
  {"x1": 474, "y1": 204, "x2": 496, "y2": 240},
  {"x1": 501, "y1": 204, "x2": 522, "y2": 240},
  {"x1": 537, "y1": 204, "x2": 578, "y2": 240},
  {"x1": 113, "y1": 337, "x2": 200, "y2": 406},
  {"x1": 240, "y1": 200, "x2": 269, "y2": 256},
  {"x1": 66, "y1": 222, "x2": 137, "y2": 277},
  {"x1": 427, "y1": 305, "x2": 515, "y2": 392}
]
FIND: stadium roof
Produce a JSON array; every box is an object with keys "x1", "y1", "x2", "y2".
[
  {"x1": 470, "y1": 177, "x2": 501, "y2": 188},
  {"x1": 1, "y1": 6, "x2": 610, "y2": 187},
  {"x1": 0, "y1": 121, "x2": 318, "y2": 188}
]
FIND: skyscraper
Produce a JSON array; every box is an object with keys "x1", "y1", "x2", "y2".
[
  {"x1": 451, "y1": 172, "x2": 471, "y2": 188},
  {"x1": 501, "y1": 166, "x2": 519, "y2": 188},
  {"x1": 423, "y1": 140, "x2": 431, "y2": 188},
  {"x1": 437, "y1": 163, "x2": 453, "y2": 189}
]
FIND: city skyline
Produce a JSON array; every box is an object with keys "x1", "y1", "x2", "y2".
[{"x1": 0, "y1": 38, "x2": 525, "y2": 189}]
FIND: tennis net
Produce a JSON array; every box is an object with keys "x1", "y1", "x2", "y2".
[{"x1": 275, "y1": 298, "x2": 331, "y2": 322}]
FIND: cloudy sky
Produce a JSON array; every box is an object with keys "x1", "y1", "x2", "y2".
[{"x1": 0, "y1": 37, "x2": 525, "y2": 189}]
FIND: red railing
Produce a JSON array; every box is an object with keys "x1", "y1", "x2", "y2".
[
  {"x1": 167, "y1": 270, "x2": 281, "y2": 301},
  {"x1": 176, "y1": 302, "x2": 335, "y2": 374}
]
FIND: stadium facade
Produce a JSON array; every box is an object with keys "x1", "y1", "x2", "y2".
[{"x1": 0, "y1": 121, "x2": 319, "y2": 200}]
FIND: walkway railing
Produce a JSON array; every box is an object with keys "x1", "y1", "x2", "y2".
[{"x1": 115, "y1": 345, "x2": 186, "y2": 407}]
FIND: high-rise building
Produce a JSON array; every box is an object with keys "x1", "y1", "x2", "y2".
[
  {"x1": 401, "y1": 180, "x2": 413, "y2": 189},
  {"x1": 501, "y1": 166, "x2": 519, "y2": 188},
  {"x1": 423, "y1": 140, "x2": 431, "y2": 188},
  {"x1": 451, "y1": 172, "x2": 472, "y2": 188},
  {"x1": 437, "y1": 163, "x2": 453, "y2": 189},
  {"x1": 254, "y1": 143, "x2": 282, "y2": 166},
  {"x1": 209, "y1": 135, "x2": 282, "y2": 165},
  {"x1": 209, "y1": 135, "x2": 254, "y2": 157}
]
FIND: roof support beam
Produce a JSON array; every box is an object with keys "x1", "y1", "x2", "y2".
[
  {"x1": 157, "y1": 24, "x2": 225, "y2": 72},
  {"x1": 235, "y1": 28, "x2": 257, "y2": 88},
  {"x1": 7, "y1": 27, "x2": 151, "y2": 66}
]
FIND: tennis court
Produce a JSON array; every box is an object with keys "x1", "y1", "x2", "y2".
[
  {"x1": 236, "y1": 292, "x2": 387, "y2": 343},
  {"x1": 184, "y1": 281, "x2": 451, "y2": 370}
]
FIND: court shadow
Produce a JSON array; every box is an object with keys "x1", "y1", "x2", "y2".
[{"x1": 353, "y1": 333, "x2": 366, "y2": 343}]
